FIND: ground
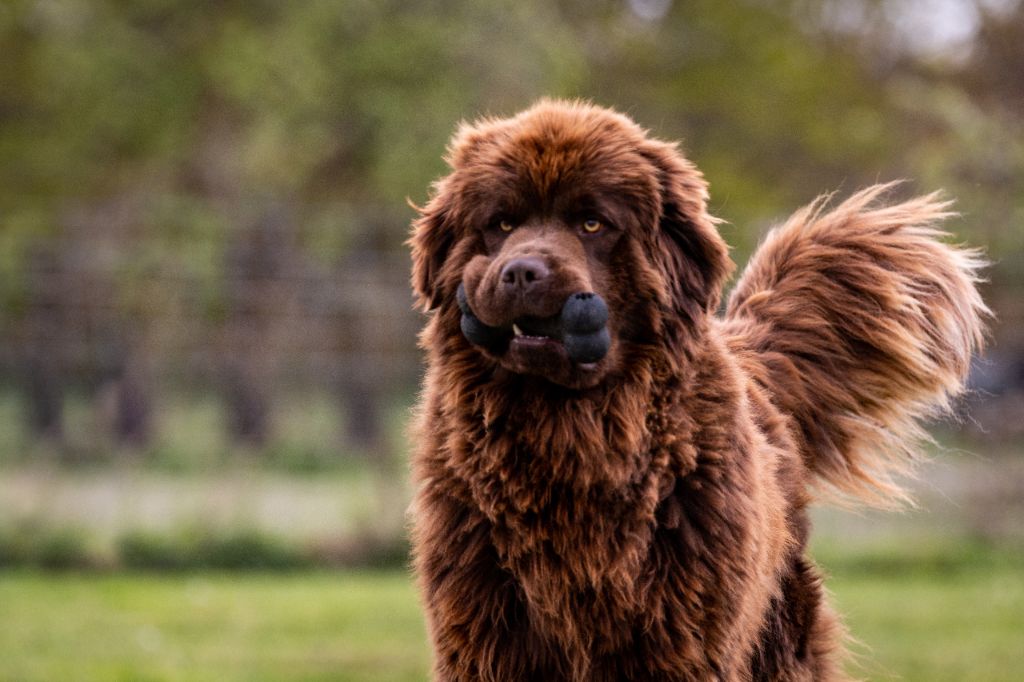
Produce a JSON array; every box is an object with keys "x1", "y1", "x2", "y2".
[{"x1": 1, "y1": 547, "x2": 1022, "y2": 682}]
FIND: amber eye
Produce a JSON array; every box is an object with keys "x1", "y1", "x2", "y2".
[
  {"x1": 499, "y1": 219, "x2": 515, "y2": 233},
  {"x1": 582, "y1": 218, "x2": 602, "y2": 233}
]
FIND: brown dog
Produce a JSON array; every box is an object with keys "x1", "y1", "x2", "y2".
[{"x1": 408, "y1": 100, "x2": 987, "y2": 681}]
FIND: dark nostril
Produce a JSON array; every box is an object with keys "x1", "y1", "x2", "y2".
[{"x1": 500, "y1": 257, "x2": 550, "y2": 290}]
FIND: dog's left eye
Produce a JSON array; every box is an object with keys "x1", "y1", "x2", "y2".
[{"x1": 582, "y1": 219, "x2": 603, "y2": 233}]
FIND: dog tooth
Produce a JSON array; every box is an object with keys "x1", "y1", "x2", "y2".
[{"x1": 513, "y1": 324, "x2": 523, "y2": 336}]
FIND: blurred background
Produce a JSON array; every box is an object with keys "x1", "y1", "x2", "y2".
[{"x1": 0, "y1": 0, "x2": 1021, "y2": 680}]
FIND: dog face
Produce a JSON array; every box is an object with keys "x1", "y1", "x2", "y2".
[{"x1": 411, "y1": 100, "x2": 733, "y2": 388}]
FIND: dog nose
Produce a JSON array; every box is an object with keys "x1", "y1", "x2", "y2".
[{"x1": 500, "y1": 257, "x2": 550, "y2": 292}]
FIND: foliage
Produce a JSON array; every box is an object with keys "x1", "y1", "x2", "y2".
[
  {"x1": 0, "y1": 523, "x2": 96, "y2": 570},
  {"x1": 1, "y1": 1, "x2": 1020, "y2": 269},
  {"x1": 2, "y1": 2, "x2": 1019, "y2": 451},
  {"x1": 0, "y1": 522, "x2": 409, "y2": 572},
  {"x1": 119, "y1": 528, "x2": 309, "y2": 571}
]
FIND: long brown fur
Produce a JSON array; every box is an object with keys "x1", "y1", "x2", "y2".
[
  {"x1": 723, "y1": 186, "x2": 989, "y2": 506},
  {"x1": 408, "y1": 100, "x2": 988, "y2": 681}
]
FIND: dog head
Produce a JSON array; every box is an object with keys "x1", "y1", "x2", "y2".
[{"x1": 410, "y1": 100, "x2": 733, "y2": 388}]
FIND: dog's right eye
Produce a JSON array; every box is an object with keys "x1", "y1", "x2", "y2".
[{"x1": 498, "y1": 219, "x2": 515, "y2": 233}]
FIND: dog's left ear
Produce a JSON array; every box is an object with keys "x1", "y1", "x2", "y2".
[
  {"x1": 641, "y1": 139, "x2": 734, "y2": 322},
  {"x1": 409, "y1": 177, "x2": 456, "y2": 312}
]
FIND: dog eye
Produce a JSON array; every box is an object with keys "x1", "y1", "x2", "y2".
[
  {"x1": 582, "y1": 218, "x2": 603, "y2": 233},
  {"x1": 499, "y1": 219, "x2": 515, "y2": 233}
]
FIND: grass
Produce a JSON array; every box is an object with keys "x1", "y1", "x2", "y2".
[
  {"x1": 830, "y1": 566, "x2": 1024, "y2": 681},
  {"x1": 0, "y1": 571, "x2": 429, "y2": 682},
  {"x1": 1, "y1": 549, "x2": 1022, "y2": 681}
]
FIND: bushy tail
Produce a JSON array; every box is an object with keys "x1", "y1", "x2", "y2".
[{"x1": 723, "y1": 183, "x2": 989, "y2": 506}]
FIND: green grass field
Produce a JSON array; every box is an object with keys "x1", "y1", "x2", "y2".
[
  {"x1": 0, "y1": 572, "x2": 429, "y2": 682},
  {"x1": 1, "y1": 551, "x2": 1022, "y2": 682},
  {"x1": 826, "y1": 561, "x2": 1024, "y2": 681}
]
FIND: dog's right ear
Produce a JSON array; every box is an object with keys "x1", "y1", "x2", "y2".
[{"x1": 409, "y1": 178, "x2": 456, "y2": 312}]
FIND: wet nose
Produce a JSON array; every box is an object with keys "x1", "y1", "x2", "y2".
[{"x1": 500, "y1": 257, "x2": 550, "y2": 293}]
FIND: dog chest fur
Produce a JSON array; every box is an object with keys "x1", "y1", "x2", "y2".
[{"x1": 412, "y1": 325, "x2": 794, "y2": 680}]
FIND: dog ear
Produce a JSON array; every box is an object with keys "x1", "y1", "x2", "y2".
[
  {"x1": 408, "y1": 119, "x2": 496, "y2": 312},
  {"x1": 409, "y1": 178, "x2": 456, "y2": 312},
  {"x1": 641, "y1": 139, "x2": 734, "y2": 322}
]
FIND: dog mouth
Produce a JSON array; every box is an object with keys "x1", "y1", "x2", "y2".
[
  {"x1": 509, "y1": 316, "x2": 569, "y2": 369},
  {"x1": 457, "y1": 285, "x2": 611, "y2": 368},
  {"x1": 512, "y1": 315, "x2": 562, "y2": 341}
]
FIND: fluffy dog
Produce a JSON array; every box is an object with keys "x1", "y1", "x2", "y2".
[{"x1": 408, "y1": 100, "x2": 987, "y2": 681}]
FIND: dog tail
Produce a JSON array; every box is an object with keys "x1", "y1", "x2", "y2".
[{"x1": 723, "y1": 183, "x2": 989, "y2": 506}]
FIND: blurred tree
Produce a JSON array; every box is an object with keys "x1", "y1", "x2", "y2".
[
  {"x1": 20, "y1": 244, "x2": 66, "y2": 443},
  {"x1": 0, "y1": 0, "x2": 1019, "y2": 453},
  {"x1": 558, "y1": 0, "x2": 902, "y2": 259}
]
